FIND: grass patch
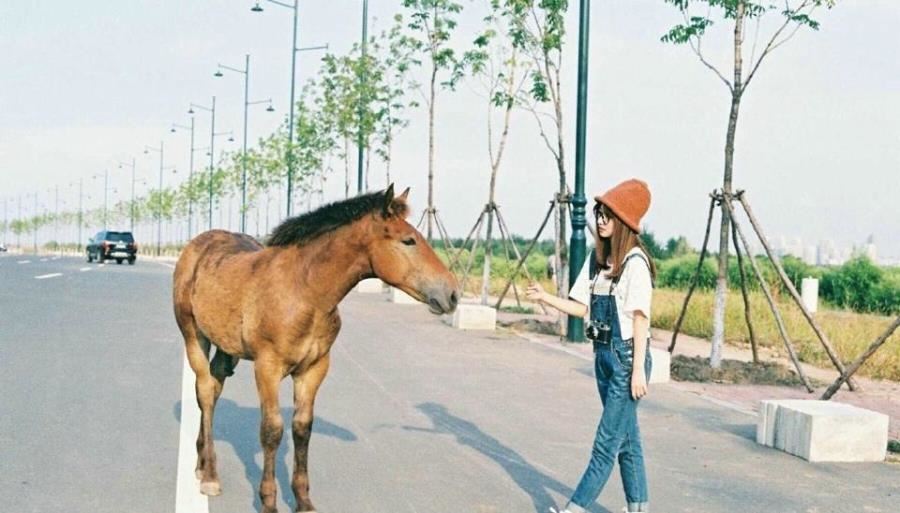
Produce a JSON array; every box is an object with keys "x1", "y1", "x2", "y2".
[
  {"x1": 671, "y1": 355, "x2": 822, "y2": 387},
  {"x1": 654, "y1": 288, "x2": 900, "y2": 381}
]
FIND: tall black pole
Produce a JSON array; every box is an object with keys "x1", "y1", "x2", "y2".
[
  {"x1": 188, "y1": 117, "x2": 195, "y2": 238},
  {"x1": 33, "y1": 192, "x2": 38, "y2": 254},
  {"x1": 2, "y1": 197, "x2": 6, "y2": 247},
  {"x1": 357, "y1": 0, "x2": 368, "y2": 195},
  {"x1": 209, "y1": 96, "x2": 216, "y2": 230},
  {"x1": 130, "y1": 157, "x2": 136, "y2": 232},
  {"x1": 567, "y1": 0, "x2": 591, "y2": 342},
  {"x1": 241, "y1": 54, "x2": 250, "y2": 233},
  {"x1": 103, "y1": 169, "x2": 109, "y2": 231},
  {"x1": 54, "y1": 186, "x2": 58, "y2": 252},
  {"x1": 17, "y1": 195, "x2": 22, "y2": 249},
  {"x1": 77, "y1": 180, "x2": 83, "y2": 251},
  {"x1": 157, "y1": 141, "x2": 164, "y2": 257},
  {"x1": 286, "y1": 0, "x2": 299, "y2": 217}
]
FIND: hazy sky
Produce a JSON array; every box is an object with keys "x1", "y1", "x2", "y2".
[{"x1": 2, "y1": 1, "x2": 898, "y2": 257}]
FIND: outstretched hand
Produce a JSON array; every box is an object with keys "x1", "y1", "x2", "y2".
[{"x1": 525, "y1": 282, "x2": 546, "y2": 303}]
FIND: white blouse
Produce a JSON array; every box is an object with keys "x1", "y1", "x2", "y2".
[{"x1": 568, "y1": 247, "x2": 653, "y2": 339}]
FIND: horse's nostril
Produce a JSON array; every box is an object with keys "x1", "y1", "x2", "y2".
[{"x1": 450, "y1": 291, "x2": 459, "y2": 307}]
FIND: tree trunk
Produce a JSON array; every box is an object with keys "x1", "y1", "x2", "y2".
[
  {"x1": 480, "y1": 56, "x2": 517, "y2": 306},
  {"x1": 426, "y1": 64, "x2": 437, "y2": 242},
  {"x1": 365, "y1": 135, "x2": 371, "y2": 191},
  {"x1": 344, "y1": 136, "x2": 350, "y2": 199},
  {"x1": 710, "y1": 3, "x2": 745, "y2": 369}
]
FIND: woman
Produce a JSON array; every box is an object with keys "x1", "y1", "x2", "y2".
[{"x1": 526, "y1": 179, "x2": 656, "y2": 513}]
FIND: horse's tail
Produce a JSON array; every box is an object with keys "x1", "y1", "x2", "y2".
[{"x1": 172, "y1": 232, "x2": 218, "y2": 355}]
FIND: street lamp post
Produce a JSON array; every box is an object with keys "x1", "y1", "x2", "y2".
[
  {"x1": 190, "y1": 98, "x2": 234, "y2": 231},
  {"x1": 117, "y1": 158, "x2": 137, "y2": 232},
  {"x1": 357, "y1": 0, "x2": 368, "y2": 194},
  {"x1": 33, "y1": 192, "x2": 38, "y2": 254},
  {"x1": 251, "y1": 1, "x2": 327, "y2": 217},
  {"x1": 172, "y1": 118, "x2": 200, "y2": 238},
  {"x1": 567, "y1": 0, "x2": 591, "y2": 342},
  {"x1": 77, "y1": 179, "x2": 83, "y2": 251},
  {"x1": 144, "y1": 142, "x2": 166, "y2": 256},
  {"x1": 17, "y1": 195, "x2": 22, "y2": 249},
  {"x1": 215, "y1": 54, "x2": 274, "y2": 233}
]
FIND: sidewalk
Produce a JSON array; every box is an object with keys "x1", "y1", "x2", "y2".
[{"x1": 496, "y1": 308, "x2": 900, "y2": 442}]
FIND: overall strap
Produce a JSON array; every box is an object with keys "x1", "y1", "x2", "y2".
[{"x1": 610, "y1": 252, "x2": 654, "y2": 293}]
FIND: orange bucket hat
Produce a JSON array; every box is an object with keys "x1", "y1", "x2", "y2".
[{"x1": 595, "y1": 179, "x2": 651, "y2": 234}]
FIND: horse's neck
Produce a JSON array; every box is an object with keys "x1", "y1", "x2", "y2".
[{"x1": 281, "y1": 224, "x2": 372, "y2": 309}]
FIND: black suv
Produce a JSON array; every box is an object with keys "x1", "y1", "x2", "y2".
[{"x1": 87, "y1": 231, "x2": 137, "y2": 265}]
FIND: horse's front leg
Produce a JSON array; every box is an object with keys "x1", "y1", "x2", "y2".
[
  {"x1": 291, "y1": 354, "x2": 331, "y2": 513},
  {"x1": 255, "y1": 359, "x2": 286, "y2": 513}
]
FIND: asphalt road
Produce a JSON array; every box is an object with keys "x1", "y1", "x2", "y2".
[{"x1": 1, "y1": 253, "x2": 897, "y2": 513}]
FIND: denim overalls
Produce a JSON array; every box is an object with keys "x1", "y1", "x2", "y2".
[{"x1": 567, "y1": 254, "x2": 652, "y2": 513}]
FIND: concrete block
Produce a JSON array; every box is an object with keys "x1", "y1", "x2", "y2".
[
  {"x1": 442, "y1": 304, "x2": 496, "y2": 330},
  {"x1": 648, "y1": 347, "x2": 670, "y2": 384},
  {"x1": 355, "y1": 278, "x2": 385, "y2": 294},
  {"x1": 388, "y1": 287, "x2": 419, "y2": 305},
  {"x1": 757, "y1": 400, "x2": 888, "y2": 462}
]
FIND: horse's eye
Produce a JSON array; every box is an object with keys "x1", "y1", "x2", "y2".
[{"x1": 402, "y1": 238, "x2": 417, "y2": 246}]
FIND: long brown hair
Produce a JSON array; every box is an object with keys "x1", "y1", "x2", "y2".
[{"x1": 595, "y1": 204, "x2": 657, "y2": 282}]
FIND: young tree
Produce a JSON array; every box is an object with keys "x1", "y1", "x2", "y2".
[
  {"x1": 505, "y1": 0, "x2": 570, "y2": 301},
  {"x1": 465, "y1": 0, "x2": 533, "y2": 304},
  {"x1": 661, "y1": 0, "x2": 835, "y2": 367},
  {"x1": 400, "y1": 0, "x2": 465, "y2": 241},
  {"x1": 372, "y1": 20, "x2": 419, "y2": 188}
]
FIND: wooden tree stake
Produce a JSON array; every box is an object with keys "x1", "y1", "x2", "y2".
[
  {"x1": 821, "y1": 317, "x2": 900, "y2": 400},
  {"x1": 723, "y1": 197, "x2": 814, "y2": 392},
  {"x1": 669, "y1": 193, "x2": 718, "y2": 353},
  {"x1": 737, "y1": 192, "x2": 858, "y2": 391}
]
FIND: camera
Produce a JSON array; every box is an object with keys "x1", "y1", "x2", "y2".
[{"x1": 585, "y1": 320, "x2": 612, "y2": 343}]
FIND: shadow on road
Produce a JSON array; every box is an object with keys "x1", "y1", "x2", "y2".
[
  {"x1": 174, "y1": 398, "x2": 356, "y2": 512},
  {"x1": 405, "y1": 402, "x2": 610, "y2": 513}
]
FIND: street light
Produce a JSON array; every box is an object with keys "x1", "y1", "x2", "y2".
[
  {"x1": 91, "y1": 170, "x2": 110, "y2": 231},
  {"x1": 357, "y1": 0, "x2": 368, "y2": 194},
  {"x1": 144, "y1": 142, "x2": 175, "y2": 256},
  {"x1": 251, "y1": 0, "x2": 327, "y2": 217},
  {"x1": 172, "y1": 118, "x2": 200, "y2": 239},
  {"x1": 215, "y1": 53, "x2": 275, "y2": 233},
  {"x1": 567, "y1": 0, "x2": 591, "y2": 342},
  {"x1": 116, "y1": 158, "x2": 137, "y2": 232},
  {"x1": 189, "y1": 98, "x2": 228, "y2": 231}
]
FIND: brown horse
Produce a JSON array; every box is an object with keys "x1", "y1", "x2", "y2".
[{"x1": 172, "y1": 185, "x2": 458, "y2": 512}]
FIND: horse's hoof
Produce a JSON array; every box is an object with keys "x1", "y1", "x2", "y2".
[{"x1": 200, "y1": 480, "x2": 222, "y2": 496}]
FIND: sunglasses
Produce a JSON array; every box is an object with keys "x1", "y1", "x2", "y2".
[{"x1": 593, "y1": 204, "x2": 611, "y2": 225}]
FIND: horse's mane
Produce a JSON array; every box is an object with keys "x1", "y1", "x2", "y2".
[{"x1": 267, "y1": 190, "x2": 408, "y2": 247}]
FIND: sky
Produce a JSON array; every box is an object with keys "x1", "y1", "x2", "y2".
[{"x1": 1, "y1": 1, "x2": 898, "y2": 258}]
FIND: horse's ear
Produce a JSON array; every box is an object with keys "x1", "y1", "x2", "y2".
[
  {"x1": 382, "y1": 183, "x2": 395, "y2": 217},
  {"x1": 398, "y1": 187, "x2": 410, "y2": 202}
]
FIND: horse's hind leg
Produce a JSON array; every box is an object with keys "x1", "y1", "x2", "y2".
[
  {"x1": 254, "y1": 358, "x2": 286, "y2": 513},
  {"x1": 291, "y1": 354, "x2": 330, "y2": 513},
  {"x1": 183, "y1": 327, "x2": 235, "y2": 496}
]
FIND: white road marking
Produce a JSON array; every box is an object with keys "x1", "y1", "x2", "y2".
[
  {"x1": 39, "y1": 258, "x2": 48, "y2": 262},
  {"x1": 34, "y1": 273, "x2": 63, "y2": 280},
  {"x1": 175, "y1": 351, "x2": 208, "y2": 513},
  {"x1": 158, "y1": 262, "x2": 176, "y2": 269},
  {"x1": 98, "y1": 263, "x2": 106, "y2": 267},
  {"x1": 17, "y1": 260, "x2": 31, "y2": 264},
  {"x1": 79, "y1": 267, "x2": 92, "y2": 272}
]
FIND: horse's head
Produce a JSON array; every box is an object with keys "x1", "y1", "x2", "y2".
[{"x1": 367, "y1": 185, "x2": 459, "y2": 315}]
